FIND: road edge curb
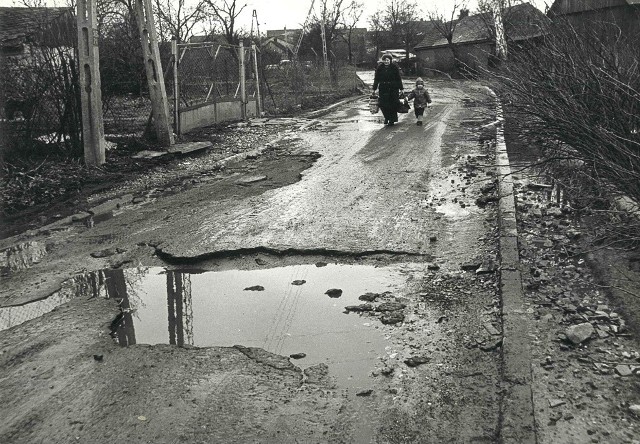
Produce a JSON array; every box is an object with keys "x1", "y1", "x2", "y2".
[{"x1": 488, "y1": 88, "x2": 537, "y2": 444}]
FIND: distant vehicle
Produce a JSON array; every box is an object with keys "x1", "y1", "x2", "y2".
[
  {"x1": 279, "y1": 59, "x2": 292, "y2": 68},
  {"x1": 378, "y1": 49, "x2": 415, "y2": 64}
]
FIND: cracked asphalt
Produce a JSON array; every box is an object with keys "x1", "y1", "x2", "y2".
[{"x1": 0, "y1": 80, "x2": 513, "y2": 443}]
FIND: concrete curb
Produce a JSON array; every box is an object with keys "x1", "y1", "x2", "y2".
[{"x1": 489, "y1": 89, "x2": 537, "y2": 443}]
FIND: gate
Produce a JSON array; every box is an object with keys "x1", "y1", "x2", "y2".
[{"x1": 172, "y1": 41, "x2": 261, "y2": 134}]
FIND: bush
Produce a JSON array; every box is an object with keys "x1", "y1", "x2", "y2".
[{"x1": 487, "y1": 19, "x2": 640, "y2": 203}]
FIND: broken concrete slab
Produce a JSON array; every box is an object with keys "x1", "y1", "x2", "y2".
[
  {"x1": 89, "y1": 195, "x2": 134, "y2": 218},
  {"x1": 132, "y1": 150, "x2": 166, "y2": 159},
  {"x1": 167, "y1": 141, "x2": 213, "y2": 155}
]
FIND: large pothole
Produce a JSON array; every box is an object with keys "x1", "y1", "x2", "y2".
[{"x1": 1, "y1": 262, "x2": 427, "y2": 393}]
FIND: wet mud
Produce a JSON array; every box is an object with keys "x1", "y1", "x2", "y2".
[{"x1": 0, "y1": 80, "x2": 507, "y2": 443}]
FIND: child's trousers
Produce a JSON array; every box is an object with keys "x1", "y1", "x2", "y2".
[{"x1": 415, "y1": 107, "x2": 425, "y2": 122}]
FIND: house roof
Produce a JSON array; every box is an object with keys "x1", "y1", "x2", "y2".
[
  {"x1": 0, "y1": 7, "x2": 73, "y2": 47},
  {"x1": 548, "y1": 0, "x2": 639, "y2": 15},
  {"x1": 188, "y1": 35, "x2": 229, "y2": 44},
  {"x1": 415, "y1": 2, "x2": 549, "y2": 50},
  {"x1": 262, "y1": 36, "x2": 295, "y2": 53}
]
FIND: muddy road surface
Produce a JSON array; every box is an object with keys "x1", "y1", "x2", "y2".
[{"x1": 0, "y1": 81, "x2": 506, "y2": 443}]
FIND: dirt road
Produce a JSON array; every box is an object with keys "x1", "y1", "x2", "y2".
[{"x1": 1, "y1": 81, "x2": 508, "y2": 443}]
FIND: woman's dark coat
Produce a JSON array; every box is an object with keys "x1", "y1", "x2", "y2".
[{"x1": 373, "y1": 63, "x2": 403, "y2": 112}]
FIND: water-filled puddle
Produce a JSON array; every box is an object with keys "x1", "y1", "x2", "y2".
[{"x1": 2, "y1": 263, "x2": 415, "y2": 391}]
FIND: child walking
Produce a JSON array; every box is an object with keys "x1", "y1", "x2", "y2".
[{"x1": 407, "y1": 78, "x2": 432, "y2": 126}]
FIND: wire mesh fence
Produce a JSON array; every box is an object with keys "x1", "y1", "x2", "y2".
[
  {"x1": 176, "y1": 42, "x2": 259, "y2": 109},
  {"x1": 1, "y1": 26, "x2": 363, "y2": 161},
  {"x1": 257, "y1": 55, "x2": 362, "y2": 116}
]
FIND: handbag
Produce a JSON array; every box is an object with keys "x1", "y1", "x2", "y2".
[
  {"x1": 369, "y1": 94, "x2": 379, "y2": 114},
  {"x1": 398, "y1": 97, "x2": 410, "y2": 113}
]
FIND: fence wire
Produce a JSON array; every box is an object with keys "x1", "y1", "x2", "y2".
[
  {"x1": 176, "y1": 43, "x2": 258, "y2": 110},
  {"x1": 257, "y1": 53, "x2": 362, "y2": 116}
]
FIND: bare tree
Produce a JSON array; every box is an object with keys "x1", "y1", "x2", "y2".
[
  {"x1": 383, "y1": 0, "x2": 421, "y2": 47},
  {"x1": 367, "y1": 10, "x2": 389, "y2": 62},
  {"x1": 312, "y1": 0, "x2": 346, "y2": 59},
  {"x1": 339, "y1": 0, "x2": 363, "y2": 65},
  {"x1": 426, "y1": 0, "x2": 469, "y2": 72},
  {"x1": 368, "y1": 0, "x2": 424, "y2": 66},
  {"x1": 153, "y1": 0, "x2": 207, "y2": 42},
  {"x1": 476, "y1": 0, "x2": 527, "y2": 61},
  {"x1": 203, "y1": 0, "x2": 247, "y2": 45}
]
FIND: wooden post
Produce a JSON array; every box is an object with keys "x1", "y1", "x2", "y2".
[
  {"x1": 135, "y1": 0, "x2": 174, "y2": 146},
  {"x1": 171, "y1": 37, "x2": 180, "y2": 135},
  {"x1": 239, "y1": 41, "x2": 246, "y2": 120},
  {"x1": 77, "y1": 0, "x2": 106, "y2": 166},
  {"x1": 252, "y1": 43, "x2": 261, "y2": 117}
]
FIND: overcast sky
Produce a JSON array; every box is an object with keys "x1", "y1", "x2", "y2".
[
  {"x1": 248, "y1": 0, "x2": 548, "y2": 31},
  {"x1": 0, "y1": 0, "x2": 550, "y2": 32}
]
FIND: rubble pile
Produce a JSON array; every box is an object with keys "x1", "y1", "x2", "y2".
[{"x1": 514, "y1": 175, "x2": 640, "y2": 441}]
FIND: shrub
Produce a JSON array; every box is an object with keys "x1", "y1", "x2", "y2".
[{"x1": 488, "y1": 19, "x2": 640, "y2": 203}]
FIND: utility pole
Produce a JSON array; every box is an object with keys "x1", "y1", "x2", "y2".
[
  {"x1": 294, "y1": 0, "x2": 316, "y2": 60},
  {"x1": 76, "y1": 0, "x2": 106, "y2": 166},
  {"x1": 135, "y1": 0, "x2": 174, "y2": 146},
  {"x1": 250, "y1": 9, "x2": 260, "y2": 41}
]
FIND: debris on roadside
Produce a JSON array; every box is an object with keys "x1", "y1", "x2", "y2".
[
  {"x1": 289, "y1": 353, "x2": 306, "y2": 359},
  {"x1": 404, "y1": 356, "x2": 430, "y2": 367},
  {"x1": 513, "y1": 169, "x2": 640, "y2": 440},
  {"x1": 244, "y1": 285, "x2": 265, "y2": 291}
]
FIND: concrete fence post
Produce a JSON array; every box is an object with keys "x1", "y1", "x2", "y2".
[
  {"x1": 252, "y1": 43, "x2": 261, "y2": 117},
  {"x1": 135, "y1": 0, "x2": 174, "y2": 146},
  {"x1": 172, "y1": 37, "x2": 180, "y2": 135},
  {"x1": 76, "y1": 0, "x2": 106, "y2": 166},
  {"x1": 239, "y1": 41, "x2": 246, "y2": 120}
]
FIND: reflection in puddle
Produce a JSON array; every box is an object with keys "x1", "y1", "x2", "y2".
[
  {"x1": 2, "y1": 264, "x2": 415, "y2": 392},
  {"x1": 0, "y1": 271, "x2": 111, "y2": 331},
  {"x1": 109, "y1": 264, "x2": 408, "y2": 390}
]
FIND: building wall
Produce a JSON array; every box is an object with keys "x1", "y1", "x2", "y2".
[
  {"x1": 551, "y1": 4, "x2": 640, "y2": 35},
  {"x1": 458, "y1": 42, "x2": 492, "y2": 72},
  {"x1": 416, "y1": 42, "x2": 492, "y2": 75},
  {"x1": 549, "y1": 0, "x2": 628, "y2": 15},
  {"x1": 416, "y1": 46, "x2": 455, "y2": 73}
]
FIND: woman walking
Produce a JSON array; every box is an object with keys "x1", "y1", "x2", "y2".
[{"x1": 372, "y1": 53, "x2": 404, "y2": 126}]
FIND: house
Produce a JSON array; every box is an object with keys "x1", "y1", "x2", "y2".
[
  {"x1": 266, "y1": 28, "x2": 302, "y2": 46},
  {"x1": 547, "y1": 0, "x2": 640, "y2": 34},
  {"x1": 413, "y1": 3, "x2": 549, "y2": 74},
  {"x1": 262, "y1": 36, "x2": 296, "y2": 60},
  {"x1": 0, "y1": 7, "x2": 75, "y2": 120},
  {"x1": 0, "y1": 7, "x2": 74, "y2": 56}
]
